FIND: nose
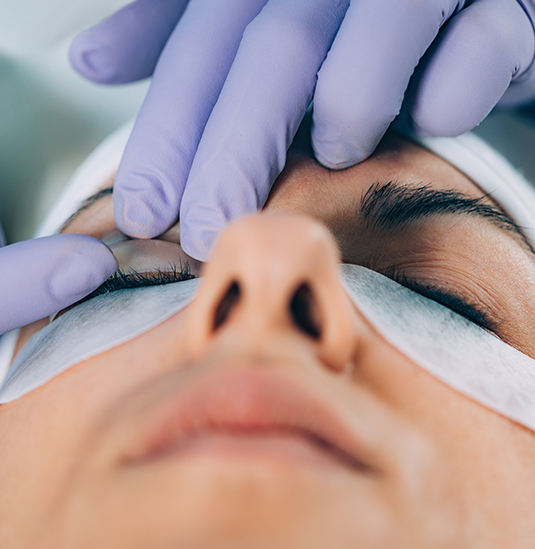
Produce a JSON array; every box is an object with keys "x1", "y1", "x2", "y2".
[{"x1": 186, "y1": 214, "x2": 360, "y2": 372}]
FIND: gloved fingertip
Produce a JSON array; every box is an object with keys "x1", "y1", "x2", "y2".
[
  {"x1": 312, "y1": 143, "x2": 370, "y2": 170},
  {"x1": 313, "y1": 151, "x2": 360, "y2": 170},
  {"x1": 69, "y1": 33, "x2": 119, "y2": 84},
  {"x1": 408, "y1": 111, "x2": 472, "y2": 139},
  {"x1": 180, "y1": 222, "x2": 219, "y2": 262},
  {"x1": 114, "y1": 189, "x2": 175, "y2": 239},
  {"x1": 311, "y1": 123, "x2": 375, "y2": 169},
  {"x1": 49, "y1": 236, "x2": 118, "y2": 303}
]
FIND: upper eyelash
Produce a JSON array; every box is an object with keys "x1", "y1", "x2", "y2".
[
  {"x1": 78, "y1": 265, "x2": 196, "y2": 305},
  {"x1": 387, "y1": 269, "x2": 498, "y2": 332},
  {"x1": 74, "y1": 261, "x2": 497, "y2": 333}
]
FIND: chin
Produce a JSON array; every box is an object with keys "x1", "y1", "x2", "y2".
[{"x1": 67, "y1": 457, "x2": 379, "y2": 549}]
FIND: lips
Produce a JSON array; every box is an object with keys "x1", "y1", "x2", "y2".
[{"x1": 122, "y1": 368, "x2": 374, "y2": 472}]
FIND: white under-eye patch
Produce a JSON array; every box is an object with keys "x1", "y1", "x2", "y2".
[
  {"x1": 340, "y1": 265, "x2": 535, "y2": 431},
  {"x1": 0, "y1": 279, "x2": 200, "y2": 403},
  {"x1": 1, "y1": 266, "x2": 535, "y2": 436}
]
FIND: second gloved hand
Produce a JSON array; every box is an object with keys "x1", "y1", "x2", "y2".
[
  {"x1": 0, "y1": 234, "x2": 117, "y2": 335},
  {"x1": 70, "y1": 0, "x2": 535, "y2": 260}
]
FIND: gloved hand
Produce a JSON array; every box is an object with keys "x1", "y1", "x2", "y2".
[
  {"x1": 0, "y1": 233, "x2": 117, "y2": 335},
  {"x1": 70, "y1": 0, "x2": 535, "y2": 261}
]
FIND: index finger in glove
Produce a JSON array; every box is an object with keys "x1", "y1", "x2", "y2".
[
  {"x1": 0, "y1": 234, "x2": 117, "y2": 335},
  {"x1": 179, "y1": 0, "x2": 350, "y2": 260},
  {"x1": 311, "y1": 0, "x2": 467, "y2": 169},
  {"x1": 113, "y1": 0, "x2": 269, "y2": 240}
]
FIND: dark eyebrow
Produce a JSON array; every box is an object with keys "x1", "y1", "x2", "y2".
[
  {"x1": 359, "y1": 181, "x2": 535, "y2": 256},
  {"x1": 60, "y1": 186, "x2": 114, "y2": 232},
  {"x1": 61, "y1": 180, "x2": 535, "y2": 259}
]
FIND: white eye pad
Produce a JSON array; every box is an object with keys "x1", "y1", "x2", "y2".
[
  {"x1": 0, "y1": 279, "x2": 200, "y2": 403},
  {"x1": 1, "y1": 265, "x2": 535, "y2": 435},
  {"x1": 341, "y1": 264, "x2": 535, "y2": 432}
]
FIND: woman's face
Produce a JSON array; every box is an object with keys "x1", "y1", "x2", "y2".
[{"x1": 3, "y1": 133, "x2": 535, "y2": 548}]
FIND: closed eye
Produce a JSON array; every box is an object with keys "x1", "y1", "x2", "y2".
[
  {"x1": 71, "y1": 258, "x2": 498, "y2": 334},
  {"x1": 387, "y1": 270, "x2": 499, "y2": 333}
]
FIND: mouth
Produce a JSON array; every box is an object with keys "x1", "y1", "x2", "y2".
[{"x1": 121, "y1": 368, "x2": 374, "y2": 473}]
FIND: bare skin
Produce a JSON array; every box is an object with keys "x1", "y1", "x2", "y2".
[{"x1": 3, "y1": 131, "x2": 535, "y2": 548}]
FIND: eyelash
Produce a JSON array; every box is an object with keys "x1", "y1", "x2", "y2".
[
  {"x1": 79, "y1": 266, "x2": 196, "y2": 304},
  {"x1": 389, "y1": 270, "x2": 497, "y2": 332},
  {"x1": 79, "y1": 262, "x2": 496, "y2": 334}
]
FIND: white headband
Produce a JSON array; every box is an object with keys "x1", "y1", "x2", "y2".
[{"x1": 403, "y1": 113, "x2": 535, "y2": 248}]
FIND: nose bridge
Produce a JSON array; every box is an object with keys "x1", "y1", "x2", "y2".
[{"x1": 186, "y1": 215, "x2": 360, "y2": 371}]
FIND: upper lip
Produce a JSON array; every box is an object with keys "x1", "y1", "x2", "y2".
[{"x1": 122, "y1": 367, "x2": 374, "y2": 472}]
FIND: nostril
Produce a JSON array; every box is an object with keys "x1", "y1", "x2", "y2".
[
  {"x1": 289, "y1": 283, "x2": 322, "y2": 340},
  {"x1": 213, "y1": 281, "x2": 241, "y2": 331}
]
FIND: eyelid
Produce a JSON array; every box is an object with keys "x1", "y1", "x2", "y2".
[
  {"x1": 52, "y1": 267, "x2": 197, "y2": 320},
  {"x1": 387, "y1": 269, "x2": 498, "y2": 333},
  {"x1": 101, "y1": 230, "x2": 131, "y2": 246},
  {"x1": 109, "y1": 239, "x2": 198, "y2": 276}
]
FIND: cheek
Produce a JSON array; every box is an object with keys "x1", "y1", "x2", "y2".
[
  {"x1": 356, "y1": 329, "x2": 535, "y2": 512},
  {"x1": 72, "y1": 308, "x2": 193, "y2": 402},
  {"x1": 0, "y1": 310, "x2": 192, "y2": 546},
  {"x1": 359, "y1": 329, "x2": 491, "y2": 450},
  {"x1": 0, "y1": 308, "x2": 193, "y2": 495}
]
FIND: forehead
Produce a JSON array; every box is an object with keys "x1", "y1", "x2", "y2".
[
  {"x1": 63, "y1": 133, "x2": 486, "y2": 238},
  {"x1": 266, "y1": 133, "x2": 485, "y2": 216}
]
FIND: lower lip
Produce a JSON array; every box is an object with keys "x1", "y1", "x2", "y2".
[{"x1": 142, "y1": 430, "x2": 348, "y2": 469}]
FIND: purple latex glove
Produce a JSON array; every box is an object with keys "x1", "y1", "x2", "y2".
[
  {"x1": 70, "y1": 0, "x2": 535, "y2": 261},
  {"x1": 0, "y1": 234, "x2": 117, "y2": 335}
]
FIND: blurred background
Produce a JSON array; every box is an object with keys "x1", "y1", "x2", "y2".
[{"x1": 0, "y1": 0, "x2": 148, "y2": 242}]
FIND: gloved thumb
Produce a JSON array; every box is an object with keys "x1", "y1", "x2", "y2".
[{"x1": 0, "y1": 234, "x2": 117, "y2": 334}]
